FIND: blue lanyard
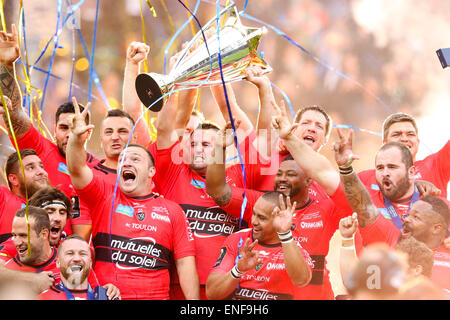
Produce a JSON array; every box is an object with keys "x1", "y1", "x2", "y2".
[
  {"x1": 58, "y1": 282, "x2": 95, "y2": 300},
  {"x1": 383, "y1": 186, "x2": 420, "y2": 232}
]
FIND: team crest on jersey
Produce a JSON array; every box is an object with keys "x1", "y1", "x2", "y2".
[
  {"x1": 136, "y1": 211, "x2": 145, "y2": 221},
  {"x1": 255, "y1": 263, "x2": 263, "y2": 271}
]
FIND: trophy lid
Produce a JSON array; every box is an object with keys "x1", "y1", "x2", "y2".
[{"x1": 135, "y1": 73, "x2": 166, "y2": 112}]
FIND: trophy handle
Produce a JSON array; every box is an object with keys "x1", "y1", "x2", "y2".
[{"x1": 171, "y1": 3, "x2": 239, "y2": 73}]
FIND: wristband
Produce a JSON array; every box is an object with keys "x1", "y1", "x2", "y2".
[
  {"x1": 277, "y1": 230, "x2": 293, "y2": 243},
  {"x1": 230, "y1": 265, "x2": 244, "y2": 279},
  {"x1": 339, "y1": 165, "x2": 354, "y2": 176}
]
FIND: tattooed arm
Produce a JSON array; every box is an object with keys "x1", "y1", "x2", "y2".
[
  {"x1": 0, "y1": 24, "x2": 31, "y2": 138},
  {"x1": 205, "y1": 121, "x2": 240, "y2": 207},
  {"x1": 332, "y1": 128, "x2": 379, "y2": 228}
]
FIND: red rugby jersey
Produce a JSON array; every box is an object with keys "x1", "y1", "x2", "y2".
[
  {"x1": 13, "y1": 125, "x2": 97, "y2": 228},
  {"x1": 75, "y1": 174, "x2": 195, "y2": 300},
  {"x1": 152, "y1": 141, "x2": 246, "y2": 285},
  {"x1": 4, "y1": 247, "x2": 61, "y2": 283},
  {"x1": 212, "y1": 228, "x2": 313, "y2": 300},
  {"x1": 0, "y1": 186, "x2": 25, "y2": 245},
  {"x1": 358, "y1": 140, "x2": 450, "y2": 199},
  {"x1": 354, "y1": 213, "x2": 450, "y2": 293},
  {"x1": 220, "y1": 186, "x2": 352, "y2": 299}
]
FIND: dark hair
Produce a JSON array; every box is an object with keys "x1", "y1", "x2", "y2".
[
  {"x1": 377, "y1": 141, "x2": 414, "y2": 169},
  {"x1": 420, "y1": 195, "x2": 450, "y2": 227},
  {"x1": 261, "y1": 191, "x2": 287, "y2": 208},
  {"x1": 15, "y1": 206, "x2": 50, "y2": 236},
  {"x1": 29, "y1": 187, "x2": 72, "y2": 219},
  {"x1": 5, "y1": 149, "x2": 38, "y2": 190},
  {"x1": 293, "y1": 105, "x2": 332, "y2": 139},
  {"x1": 55, "y1": 101, "x2": 89, "y2": 125},
  {"x1": 382, "y1": 113, "x2": 418, "y2": 141},
  {"x1": 126, "y1": 143, "x2": 155, "y2": 167},
  {"x1": 105, "y1": 109, "x2": 135, "y2": 126},
  {"x1": 281, "y1": 155, "x2": 295, "y2": 162},
  {"x1": 193, "y1": 121, "x2": 220, "y2": 132},
  {"x1": 396, "y1": 236, "x2": 434, "y2": 278}
]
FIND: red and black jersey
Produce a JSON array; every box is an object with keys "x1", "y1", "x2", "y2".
[
  {"x1": 219, "y1": 186, "x2": 356, "y2": 299},
  {"x1": 75, "y1": 174, "x2": 195, "y2": 300},
  {"x1": 0, "y1": 186, "x2": 25, "y2": 245},
  {"x1": 352, "y1": 213, "x2": 450, "y2": 293},
  {"x1": 212, "y1": 228, "x2": 313, "y2": 300},
  {"x1": 91, "y1": 159, "x2": 118, "y2": 186},
  {"x1": 152, "y1": 141, "x2": 247, "y2": 285},
  {"x1": 358, "y1": 140, "x2": 450, "y2": 198},
  {"x1": 13, "y1": 125, "x2": 98, "y2": 228},
  {"x1": 4, "y1": 247, "x2": 61, "y2": 282}
]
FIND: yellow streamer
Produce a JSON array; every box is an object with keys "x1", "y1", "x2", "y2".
[
  {"x1": 0, "y1": 0, "x2": 6, "y2": 31},
  {"x1": 0, "y1": 89, "x2": 31, "y2": 257}
]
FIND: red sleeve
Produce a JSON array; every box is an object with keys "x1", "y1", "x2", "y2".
[
  {"x1": 153, "y1": 141, "x2": 184, "y2": 193},
  {"x1": 211, "y1": 231, "x2": 244, "y2": 274},
  {"x1": 221, "y1": 187, "x2": 262, "y2": 224},
  {"x1": 169, "y1": 201, "x2": 196, "y2": 260},
  {"x1": 74, "y1": 175, "x2": 114, "y2": 221},
  {"x1": 0, "y1": 238, "x2": 16, "y2": 263},
  {"x1": 357, "y1": 169, "x2": 377, "y2": 189},
  {"x1": 359, "y1": 214, "x2": 401, "y2": 247},
  {"x1": 329, "y1": 183, "x2": 354, "y2": 215},
  {"x1": 12, "y1": 125, "x2": 51, "y2": 155}
]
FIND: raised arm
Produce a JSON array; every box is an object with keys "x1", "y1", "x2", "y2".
[
  {"x1": 66, "y1": 97, "x2": 95, "y2": 189},
  {"x1": 245, "y1": 67, "x2": 279, "y2": 158},
  {"x1": 272, "y1": 195, "x2": 312, "y2": 286},
  {"x1": 338, "y1": 212, "x2": 359, "y2": 282},
  {"x1": 122, "y1": 41, "x2": 152, "y2": 147},
  {"x1": 205, "y1": 121, "x2": 240, "y2": 206},
  {"x1": 0, "y1": 24, "x2": 31, "y2": 138},
  {"x1": 272, "y1": 103, "x2": 341, "y2": 195},
  {"x1": 332, "y1": 128, "x2": 379, "y2": 228}
]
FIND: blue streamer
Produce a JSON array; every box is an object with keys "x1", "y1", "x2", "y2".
[
  {"x1": 40, "y1": 0, "x2": 63, "y2": 112},
  {"x1": 239, "y1": 12, "x2": 395, "y2": 115},
  {"x1": 19, "y1": 5, "x2": 31, "y2": 116},
  {"x1": 68, "y1": 0, "x2": 77, "y2": 100},
  {"x1": 88, "y1": 0, "x2": 100, "y2": 103},
  {"x1": 270, "y1": 82, "x2": 294, "y2": 119},
  {"x1": 333, "y1": 124, "x2": 382, "y2": 137},
  {"x1": 163, "y1": 0, "x2": 201, "y2": 74}
]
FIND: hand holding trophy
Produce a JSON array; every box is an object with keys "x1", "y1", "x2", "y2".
[{"x1": 135, "y1": 3, "x2": 272, "y2": 112}]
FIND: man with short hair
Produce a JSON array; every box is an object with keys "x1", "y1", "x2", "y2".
[
  {"x1": 0, "y1": 186, "x2": 70, "y2": 262},
  {"x1": 66, "y1": 100, "x2": 199, "y2": 300},
  {"x1": 92, "y1": 108, "x2": 138, "y2": 185},
  {"x1": 206, "y1": 125, "x2": 353, "y2": 299},
  {"x1": 206, "y1": 192, "x2": 313, "y2": 300},
  {"x1": 358, "y1": 112, "x2": 449, "y2": 198},
  {"x1": 331, "y1": 128, "x2": 450, "y2": 293},
  {"x1": 38, "y1": 235, "x2": 121, "y2": 300},
  {"x1": 0, "y1": 149, "x2": 50, "y2": 255},
  {"x1": 3, "y1": 206, "x2": 60, "y2": 281}
]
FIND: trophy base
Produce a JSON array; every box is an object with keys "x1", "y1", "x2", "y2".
[{"x1": 135, "y1": 73, "x2": 165, "y2": 112}]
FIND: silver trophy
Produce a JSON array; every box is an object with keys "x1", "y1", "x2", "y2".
[{"x1": 135, "y1": 3, "x2": 272, "y2": 112}]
